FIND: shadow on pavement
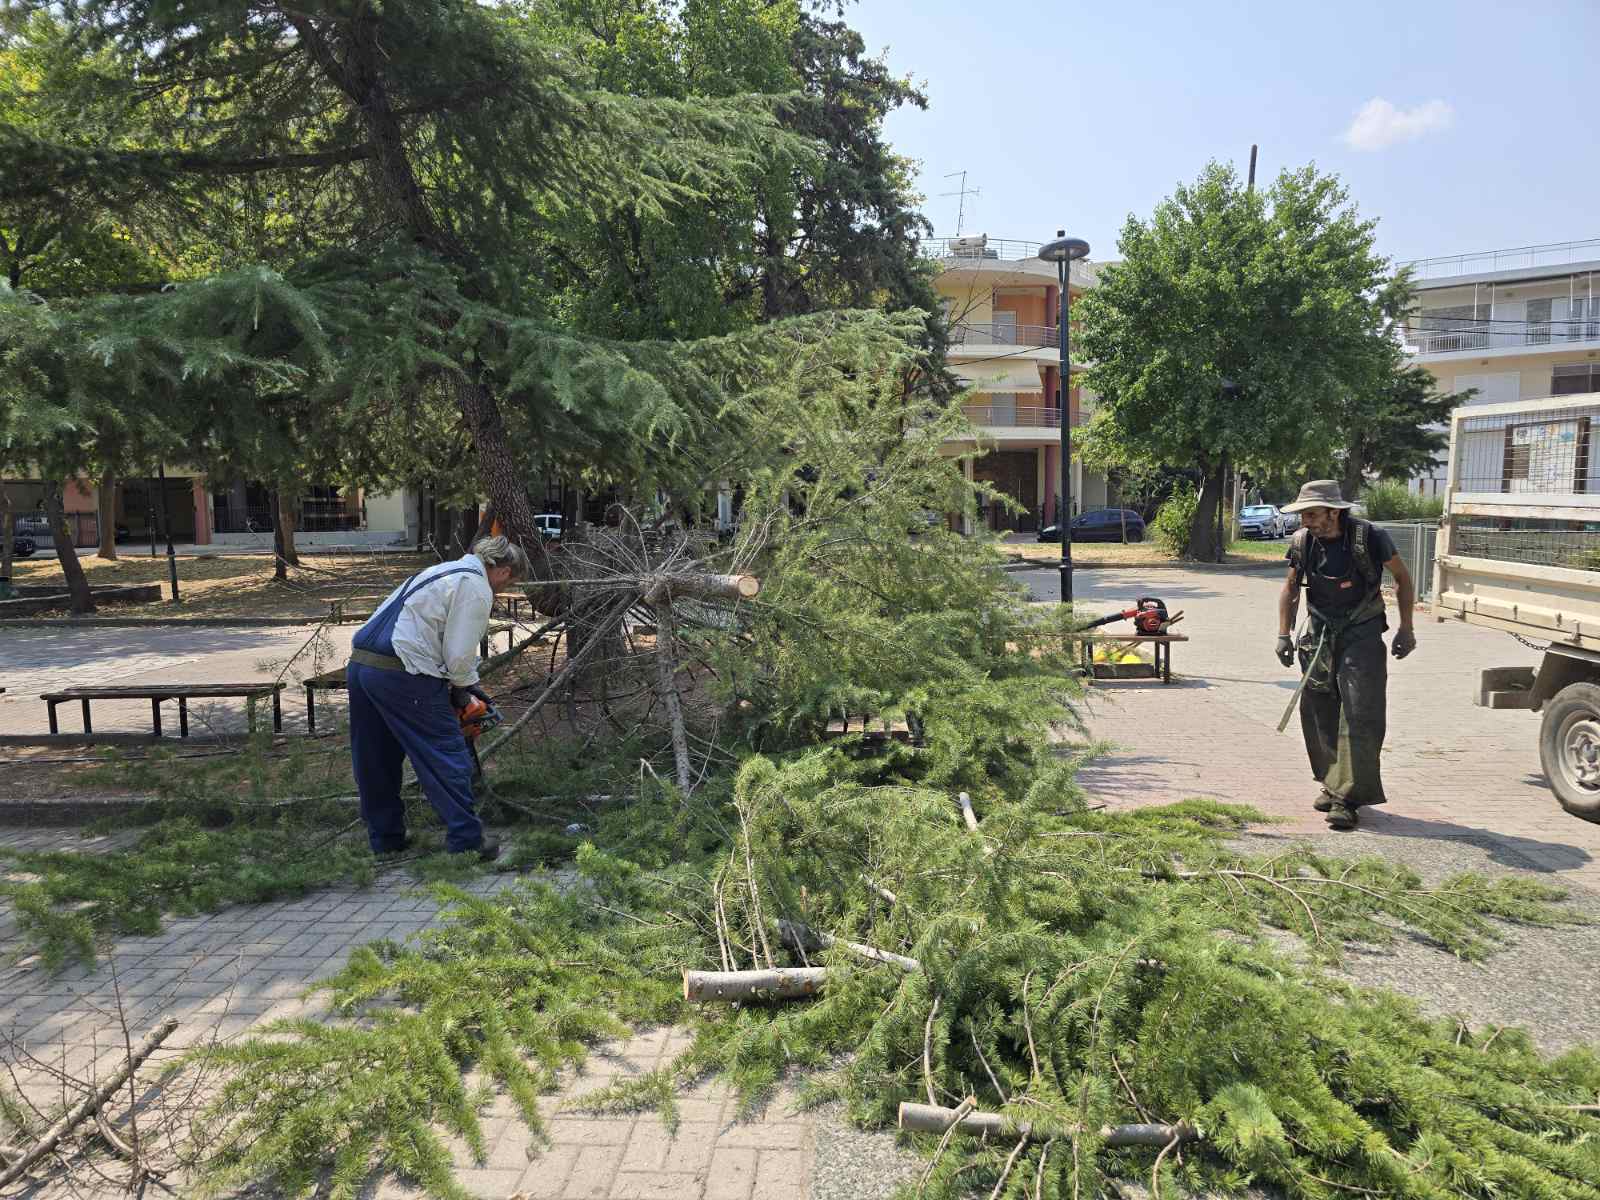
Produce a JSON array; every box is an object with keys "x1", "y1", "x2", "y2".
[{"x1": 1354, "y1": 807, "x2": 1594, "y2": 873}]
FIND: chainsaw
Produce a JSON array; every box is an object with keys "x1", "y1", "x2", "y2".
[
  {"x1": 1080, "y1": 596, "x2": 1184, "y2": 636},
  {"x1": 457, "y1": 696, "x2": 503, "y2": 790}
]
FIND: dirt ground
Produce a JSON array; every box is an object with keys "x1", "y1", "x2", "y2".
[{"x1": 6, "y1": 549, "x2": 432, "y2": 620}]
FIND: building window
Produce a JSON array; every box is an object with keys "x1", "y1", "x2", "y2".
[{"x1": 1552, "y1": 364, "x2": 1600, "y2": 396}]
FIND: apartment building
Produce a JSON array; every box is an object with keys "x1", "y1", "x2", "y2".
[
  {"x1": 926, "y1": 235, "x2": 1109, "y2": 533},
  {"x1": 1402, "y1": 239, "x2": 1600, "y2": 495}
]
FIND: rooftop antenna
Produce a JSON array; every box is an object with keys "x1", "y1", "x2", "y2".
[{"x1": 941, "y1": 170, "x2": 981, "y2": 237}]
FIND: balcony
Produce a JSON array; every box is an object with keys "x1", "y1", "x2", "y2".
[
  {"x1": 949, "y1": 321, "x2": 1055, "y2": 349},
  {"x1": 1401, "y1": 238, "x2": 1600, "y2": 281},
  {"x1": 1404, "y1": 314, "x2": 1600, "y2": 357},
  {"x1": 922, "y1": 236, "x2": 1042, "y2": 262},
  {"x1": 962, "y1": 405, "x2": 1086, "y2": 429}
]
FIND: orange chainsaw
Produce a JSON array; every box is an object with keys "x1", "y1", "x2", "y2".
[{"x1": 456, "y1": 696, "x2": 502, "y2": 790}]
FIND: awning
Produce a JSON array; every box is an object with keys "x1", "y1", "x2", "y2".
[{"x1": 952, "y1": 360, "x2": 1044, "y2": 393}]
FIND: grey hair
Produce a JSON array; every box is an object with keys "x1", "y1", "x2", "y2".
[{"x1": 473, "y1": 534, "x2": 530, "y2": 580}]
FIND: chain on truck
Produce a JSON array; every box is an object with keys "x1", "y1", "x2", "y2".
[{"x1": 1433, "y1": 391, "x2": 1600, "y2": 824}]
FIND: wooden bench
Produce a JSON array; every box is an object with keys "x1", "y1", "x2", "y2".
[
  {"x1": 41, "y1": 683, "x2": 286, "y2": 738},
  {"x1": 1073, "y1": 633, "x2": 1189, "y2": 684}
]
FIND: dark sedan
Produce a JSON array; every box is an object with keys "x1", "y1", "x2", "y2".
[{"x1": 1038, "y1": 508, "x2": 1146, "y2": 543}]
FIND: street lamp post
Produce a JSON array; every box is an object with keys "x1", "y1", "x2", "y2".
[{"x1": 1038, "y1": 232, "x2": 1090, "y2": 606}]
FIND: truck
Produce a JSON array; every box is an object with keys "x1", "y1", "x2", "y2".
[{"x1": 1433, "y1": 391, "x2": 1600, "y2": 823}]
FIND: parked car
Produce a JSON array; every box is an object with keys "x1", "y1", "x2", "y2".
[
  {"x1": 1280, "y1": 509, "x2": 1301, "y2": 534},
  {"x1": 14, "y1": 514, "x2": 51, "y2": 539},
  {"x1": 533, "y1": 513, "x2": 563, "y2": 541},
  {"x1": 1238, "y1": 504, "x2": 1286, "y2": 539},
  {"x1": 1038, "y1": 508, "x2": 1147, "y2": 543},
  {"x1": 10, "y1": 536, "x2": 36, "y2": 558}
]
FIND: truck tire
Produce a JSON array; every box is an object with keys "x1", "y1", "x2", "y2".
[{"x1": 1539, "y1": 682, "x2": 1600, "y2": 823}]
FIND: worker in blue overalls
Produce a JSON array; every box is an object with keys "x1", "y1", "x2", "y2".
[{"x1": 347, "y1": 535, "x2": 530, "y2": 859}]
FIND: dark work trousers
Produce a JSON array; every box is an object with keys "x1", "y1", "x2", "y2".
[
  {"x1": 1298, "y1": 621, "x2": 1389, "y2": 808},
  {"x1": 347, "y1": 662, "x2": 484, "y2": 852}
]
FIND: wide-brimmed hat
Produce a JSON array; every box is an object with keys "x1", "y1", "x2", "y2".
[{"x1": 1281, "y1": 479, "x2": 1355, "y2": 514}]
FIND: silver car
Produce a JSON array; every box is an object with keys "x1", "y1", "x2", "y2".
[{"x1": 1239, "y1": 504, "x2": 1286, "y2": 539}]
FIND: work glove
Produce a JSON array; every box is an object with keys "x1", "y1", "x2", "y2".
[
  {"x1": 449, "y1": 685, "x2": 474, "y2": 710},
  {"x1": 1391, "y1": 628, "x2": 1417, "y2": 660},
  {"x1": 1275, "y1": 634, "x2": 1295, "y2": 667}
]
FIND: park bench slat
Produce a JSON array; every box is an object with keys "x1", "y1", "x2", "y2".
[{"x1": 41, "y1": 682, "x2": 284, "y2": 738}]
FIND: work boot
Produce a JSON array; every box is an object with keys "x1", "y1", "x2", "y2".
[
  {"x1": 374, "y1": 835, "x2": 414, "y2": 856},
  {"x1": 1325, "y1": 801, "x2": 1357, "y2": 831},
  {"x1": 452, "y1": 837, "x2": 501, "y2": 863},
  {"x1": 1313, "y1": 789, "x2": 1335, "y2": 813}
]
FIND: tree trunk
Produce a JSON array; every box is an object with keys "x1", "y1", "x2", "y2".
[
  {"x1": 1341, "y1": 451, "x2": 1366, "y2": 509},
  {"x1": 1, "y1": 483, "x2": 14, "y2": 582},
  {"x1": 1185, "y1": 464, "x2": 1226, "y2": 561},
  {"x1": 277, "y1": 490, "x2": 300, "y2": 567},
  {"x1": 45, "y1": 485, "x2": 95, "y2": 614},
  {"x1": 95, "y1": 473, "x2": 119, "y2": 560}
]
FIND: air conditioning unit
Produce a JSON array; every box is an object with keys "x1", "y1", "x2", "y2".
[{"x1": 949, "y1": 234, "x2": 988, "y2": 258}]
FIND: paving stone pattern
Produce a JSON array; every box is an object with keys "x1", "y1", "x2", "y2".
[
  {"x1": 1028, "y1": 566, "x2": 1600, "y2": 889},
  {"x1": 0, "y1": 841, "x2": 845, "y2": 1200}
]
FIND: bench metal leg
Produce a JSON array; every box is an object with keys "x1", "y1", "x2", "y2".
[
  {"x1": 81, "y1": 697, "x2": 92, "y2": 734},
  {"x1": 151, "y1": 697, "x2": 163, "y2": 738},
  {"x1": 1162, "y1": 643, "x2": 1171, "y2": 684},
  {"x1": 179, "y1": 697, "x2": 189, "y2": 738},
  {"x1": 306, "y1": 685, "x2": 316, "y2": 733},
  {"x1": 47, "y1": 700, "x2": 59, "y2": 735},
  {"x1": 272, "y1": 690, "x2": 282, "y2": 733}
]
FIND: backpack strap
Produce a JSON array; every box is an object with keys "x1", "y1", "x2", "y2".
[
  {"x1": 1350, "y1": 518, "x2": 1381, "y2": 591},
  {"x1": 1288, "y1": 528, "x2": 1310, "y2": 588}
]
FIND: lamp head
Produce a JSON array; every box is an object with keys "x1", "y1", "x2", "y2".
[{"x1": 1038, "y1": 236, "x2": 1090, "y2": 264}]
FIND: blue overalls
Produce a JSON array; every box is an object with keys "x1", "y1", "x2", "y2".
[{"x1": 347, "y1": 565, "x2": 486, "y2": 853}]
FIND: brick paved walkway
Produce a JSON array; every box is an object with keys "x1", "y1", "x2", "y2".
[
  {"x1": 1026, "y1": 566, "x2": 1600, "y2": 888},
  {"x1": 0, "y1": 624, "x2": 355, "y2": 738},
  {"x1": 0, "y1": 837, "x2": 859, "y2": 1199}
]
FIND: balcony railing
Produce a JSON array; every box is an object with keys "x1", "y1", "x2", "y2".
[
  {"x1": 962, "y1": 405, "x2": 1086, "y2": 428},
  {"x1": 922, "y1": 236, "x2": 1042, "y2": 262},
  {"x1": 1401, "y1": 238, "x2": 1600, "y2": 280},
  {"x1": 1404, "y1": 314, "x2": 1600, "y2": 355},
  {"x1": 949, "y1": 321, "x2": 1055, "y2": 348}
]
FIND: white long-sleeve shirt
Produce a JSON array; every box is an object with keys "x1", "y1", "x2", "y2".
[{"x1": 373, "y1": 554, "x2": 495, "y2": 686}]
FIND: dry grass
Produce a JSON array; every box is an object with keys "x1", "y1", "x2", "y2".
[
  {"x1": 1003, "y1": 537, "x2": 1286, "y2": 567},
  {"x1": 7, "y1": 550, "x2": 431, "y2": 620}
]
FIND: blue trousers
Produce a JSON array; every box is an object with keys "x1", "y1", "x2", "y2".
[{"x1": 347, "y1": 662, "x2": 484, "y2": 852}]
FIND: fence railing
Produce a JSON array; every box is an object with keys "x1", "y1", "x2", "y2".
[
  {"x1": 6, "y1": 512, "x2": 99, "y2": 549},
  {"x1": 1405, "y1": 314, "x2": 1600, "y2": 355},
  {"x1": 214, "y1": 498, "x2": 364, "y2": 535},
  {"x1": 1373, "y1": 521, "x2": 1439, "y2": 600},
  {"x1": 921, "y1": 237, "x2": 1042, "y2": 262},
  {"x1": 962, "y1": 405, "x2": 1085, "y2": 429},
  {"x1": 949, "y1": 321, "x2": 1055, "y2": 348},
  {"x1": 1401, "y1": 238, "x2": 1600, "y2": 280}
]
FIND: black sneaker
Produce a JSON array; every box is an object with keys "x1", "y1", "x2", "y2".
[{"x1": 1325, "y1": 802, "x2": 1357, "y2": 831}]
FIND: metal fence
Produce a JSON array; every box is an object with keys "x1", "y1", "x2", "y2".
[
  {"x1": 949, "y1": 321, "x2": 1055, "y2": 348},
  {"x1": 1447, "y1": 519, "x2": 1600, "y2": 571},
  {"x1": 1400, "y1": 238, "x2": 1600, "y2": 280},
  {"x1": 1449, "y1": 397, "x2": 1600, "y2": 496},
  {"x1": 1405, "y1": 314, "x2": 1600, "y2": 355},
  {"x1": 6, "y1": 511, "x2": 98, "y2": 550},
  {"x1": 1373, "y1": 521, "x2": 1440, "y2": 600},
  {"x1": 962, "y1": 405, "x2": 1083, "y2": 428}
]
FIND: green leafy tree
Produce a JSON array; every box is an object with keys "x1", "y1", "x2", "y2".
[{"x1": 1077, "y1": 162, "x2": 1394, "y2": 559}]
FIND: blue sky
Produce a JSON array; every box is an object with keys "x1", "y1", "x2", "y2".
[{"x1": 845, "y1": 0, "x2": 1598, "y2": 268}]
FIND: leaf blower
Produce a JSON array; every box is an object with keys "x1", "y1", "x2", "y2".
[{"x1": 1081, "y1": 596, "x2": 1184, "y2": 635}]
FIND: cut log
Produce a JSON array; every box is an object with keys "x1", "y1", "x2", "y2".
[
  {"x1": 683, "y1": 967, "x2": 828, "y2": 1002},
  {"x1": 661, "y1": 573, "x2": 760, "y2": 602},
  {"x1": 899, "y1": 1102, "x2": 1011, "y2": 1137},
  {"x1": 776, "y1": 919, "x2": 920, "y2": 974},
  {"x1": 957, "y1": 791, "x2": 980, "y2": 833},
  {"x1": 897, "y1": 1101, "x2": 1199, "y2": 1150},
  {"x1": 0, "y1": 1018, "x2": 178, "y2": 1188}
]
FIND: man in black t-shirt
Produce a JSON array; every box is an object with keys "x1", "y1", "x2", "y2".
[{"x1": 1275, "y1": 480, "x2": 1417, "y2": 829}]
